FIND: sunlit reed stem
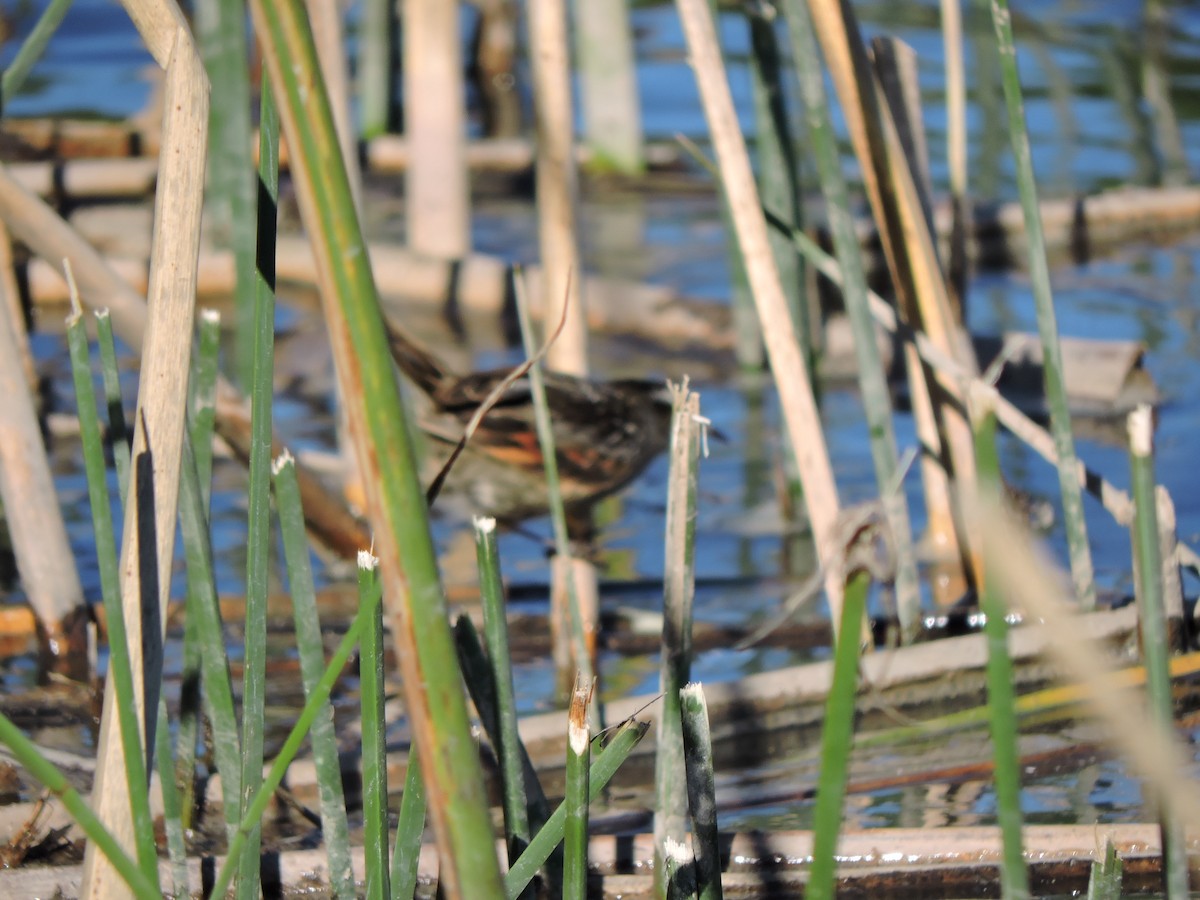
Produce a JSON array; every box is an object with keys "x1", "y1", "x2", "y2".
[
  {"x1": 989, "y1": 0, "x2": 1095, "y2": 609},
  {"x1": 94, "y1": 310, "x2": 131, "y2": 499},
  {"x1": 0, "y1": 0, "x2": 71, "y2": 99},
  {"x1": 207, "y1": 555, "x2": 385, "y2": 899},
  {"x1": 236, "y1": 74, "x2": 280, "y2": 900},
  {"x1": 359, "y1": 0, "x2": 393, "y2": 139},
  {"x1": 273, "y1": 453, "x2": 356, "y2": 899},
  {"x1": 805, "y1": 572, "x2": 869, "y2": 900},
  {"x1": 563, "y1": 675, "x2": 593, "y2": 899},
  {"x1": 249, "y1": 0, "x2": 501, "y2": 889},
  {"x1": 783, "y1": 0, "x2": 921, "y2": 641},
  {"x1": 1127, "y1": 405, "x2": 1188, "y2": 899},
  {"x1": 512, "y1": 272, "x2": 594, "y2": 695},
  {"x1": 175, "y1": 307, "x2": 222, "y2": 833},
  {"x1": 746, "y1": 2, "x2": 810, "y2": 377},
  {"x1": 475, "y1": 517, "x2": 533, "y2": 868},
  {"x1": 390, "y1": 742, "x2": 428, "y2": 900},
  {"x1": 971, "y1": 386, "x2": 1029, "y2": 899},
  {"x1": 504, "y1": 719, "x2": 650, "y2": 898},
  {"x1": 0, "y1": 714, "x2": 157, "y2": 898},
  {"x1": 360, "y1": 558, "x2": 391, "y2": 900},
  {"x1": 655, "y1": 383, "x2": 702, "y2": 895},
  {"x1": 195, "y1": 0, "x2": 256, "y2": 388},
  {"x1": 681, "y1": 683, "x2": 724, "y2": 900},
  {"x1": 940, "y1": 0, "x2": 969, "y2": 311},
  {"x1": 177, "y1": 434, "x2": 243, "y2": 839},
  {"x1": 65, "y1": 306, "x2": 158, "y2": 889},
  {"x1": 455, "y1": 616, "x2": 559, "y2": 888}
]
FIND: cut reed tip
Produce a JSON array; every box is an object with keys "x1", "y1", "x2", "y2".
[
  {"x1": 1128, "y1": 404, "x2": 1154, "y2": 458},
  {"x1": 271, "y1": 448, "x2": 294, "y2": 475}
]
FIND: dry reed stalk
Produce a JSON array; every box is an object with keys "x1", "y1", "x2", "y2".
[
  {"x1": 807, "y1": 1, "x2": 981, "y2": 595},
  {"x1": 0, "y1": 279, "x2": 87, "y2": 677},
  {"x1": 403, "y1": 0, "x2": 469, "y2": 258},
  {"x1": 79, "y1": 3, "x2": 209, "y2": 896},
  {"x1": 0, "y1": 222, "x2": 35, "y2": 389},
  {"x1": 675, "y1": 0, "x2": 845, "y2": 627}
]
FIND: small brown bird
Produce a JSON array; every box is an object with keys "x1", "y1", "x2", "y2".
[{"x1": 384, "y1": 320, "x2": 675, "y2": 525}]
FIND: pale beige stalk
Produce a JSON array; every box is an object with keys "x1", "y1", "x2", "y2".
[
  {"x1": 526, "y1": 0, "x2": 587, "y2": 373},
  {"x1": 404, "y1": 0, "x2": 469, "y2": 258},
  {"x1": 675, "y1": 0, "x2": 844, "y2": 625},
  {"x1": 79, "y1": 5, "x2": 209, "y2": 896},
  {"x1": 0, "y1": 280, "x2": 85, "y2": 671}
]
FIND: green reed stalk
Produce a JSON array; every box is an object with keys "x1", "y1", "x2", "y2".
[
  {"x1": 1087, "y1": 839, "x2": 1123, "y2": 900},
  {"x1": 153, "y1": 697, "x2": 187, "y2": 895},
  {"x1": 474, "y1": 517, "x2": 532, "y2": 862},
  {"x1": 0, "y1": 0, "x2": 71, "y2": 100},
  {"x1": 390, "y1": 744, "x2": 427, "y2": 900},
  {"x1": 939, "y1": 0, "x2": 969, "y2": 310},
  {"x1": 359, "y1": 0, "x2": 393, "y2": 138},
  {"x1": 746, "y1": 3, "x2": 809, "y2": 374},
  {"x1": 248, "y1": 3, "x2": 501, "y2": 888},
  {"x1": 195, "y1": 0, "x2": 256, "y2": 388},
  {"x1": 177, "y1": 433, "x2": 242, "y2": 835},
  {"x1": 189, "y1": 309, "x2": 221, "y2": 508},
  {"x1": 94, "y1": 311, "x2": 131, "y2": 498},
  {"x1": 360, "y1": 561, "x2": 391, "y2": 900},
  {"x1": 972, "y1": 388, "x2": 1029, "y2": 899},
  {"x1": 236, "y1": 74, "x2": 281, "y2": 900},
  {"x1": 175, "y1": 307, "x2": 222, "y2": 832},
  {"x1": 782, "y1": 0, "x2": 921, "y2": 641},
  {"x1": 208, "y1": 558, "x2": 384, "y2": 899},
  {"x1": 988, "y1": 0, "x2": 1095, "y2": 609},
  {"x1": 0, "y1": 713, "x2": 158, "y2": 898},
  {"x1": 273, "y1": 453, "x2": 355, "y2": 899},
  {"x1": 65, "y1": 309, "x2": 158, "y2": 890},
  {"x1": 454, "y1": 616, "x2": 558, "y2": 885},
  {"x1": 705, "y1": 0, "x2": 756, "y2": 371},
  {"x1": 563, "y1": 675, "x2": 593, "y2": 899},
  {"x1": 505, "y1": 719, "x2": 649, "y2": 899},
  {"x1": 805, "y1": 572, "x2": 869, "y2": 900},
  {"x1": 511, "y1": 271, "x2": 593, "y2": 690},
  {"x1": 655, "y1": 384, "x2": 702, "y2": 896},
  {"x1": 1127, "y1": 405, "x2": 1188, "y2": 899},
  {"x1": 680, "y1": 683, "x2": 723, "y2": 900}
]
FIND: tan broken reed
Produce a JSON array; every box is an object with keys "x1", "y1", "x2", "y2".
[
  {"x1": 404, "y1": 0, "x2": 469, "y2": 258},
  {"x1": 807, "y1": 2, "x2": 981, "y2": 597},
  {"x1": 77, "y1": 3, "x2": 209, "y2": 898},
  {"x1": 0, "y1": 275, "x2": 86, "y2": 676},
  {"x1": 675, "y1": 0, "x2": 845, "y2": 627}
]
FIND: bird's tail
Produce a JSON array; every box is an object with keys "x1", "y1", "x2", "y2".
[{"x1": 382, "y1": 316, "x2": 451, "y2": 398}]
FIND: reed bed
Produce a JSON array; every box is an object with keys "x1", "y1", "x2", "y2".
[{"x1": 0, "y1": 0, "x2": 1195, "y2": 897}]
